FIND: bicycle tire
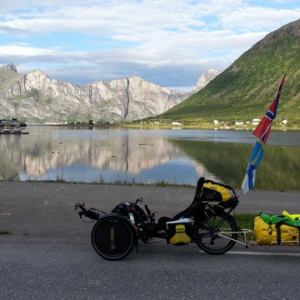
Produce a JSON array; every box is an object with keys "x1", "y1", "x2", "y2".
[
  {"x1": 196, "y1": 212, "x2": 238, "y2": 255},
  {"x1": 91, "y1": 214, "x2": 137, "y2": 261}
]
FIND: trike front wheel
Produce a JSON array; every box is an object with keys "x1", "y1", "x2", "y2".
[
  {"x1": 91, "y1": 214, "x2": 137, "y2": 261},
  {"x1": 196, "y1": 212, "x2": 238, "y2": 255}
]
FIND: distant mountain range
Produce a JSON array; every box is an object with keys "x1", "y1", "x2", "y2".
[
  {"x1": 2, "y1": 18, "x2": 299, "y2": 126},
  {"x1": 0, "y1": 64, "x2": 219, "y2": 124},
  {"x1": 159, "y1": 18, "x2": 300, "y2": 127}
]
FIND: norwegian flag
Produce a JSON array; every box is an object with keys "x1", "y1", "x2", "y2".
[
  {"x1": 241, "y1": 74, "x2": 286, "y2": 194},
  {"x1": 252, "y1": 74, "x2": 286, "y2": 144}
]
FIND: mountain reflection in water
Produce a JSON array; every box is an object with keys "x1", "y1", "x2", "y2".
[{"x1": 0, "y1": 126, "x2": 299, "y2": 190}]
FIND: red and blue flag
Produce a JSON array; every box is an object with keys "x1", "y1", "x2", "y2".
[{"x1": 241, "y1": 74, "x2": 286, "y2": 194}]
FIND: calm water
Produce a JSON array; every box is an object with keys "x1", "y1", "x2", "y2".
[{"x1": 1, "y1": 126, "x2": 300, "y2": 190}]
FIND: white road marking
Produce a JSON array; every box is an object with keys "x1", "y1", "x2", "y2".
[{"x1": 226, "y1": 251, "x2": 300, "y2": 256}]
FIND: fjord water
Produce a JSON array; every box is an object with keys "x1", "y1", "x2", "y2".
[{"x1": 1, "y1": 126, "x2": 299, "y2": 190}]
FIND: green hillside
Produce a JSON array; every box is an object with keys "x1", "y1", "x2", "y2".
[{"x1": 157, "y1": 18, "x2": 300, "y2": 126}]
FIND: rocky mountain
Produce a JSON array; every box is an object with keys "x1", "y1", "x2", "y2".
[
  {"x1": 0, "y1": 64, "x2": 218, "y2": 123},
  {"x1": 194, "y1": 69, "x2": 220, "y2": 92}
]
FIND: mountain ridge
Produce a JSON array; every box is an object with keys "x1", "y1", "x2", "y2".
[
  {"x1": 0, "y1": 64, "x2": 217, "y2": 123},
  {"x1": 159, "y1": 18, "x2": 300, "y2": 126}
]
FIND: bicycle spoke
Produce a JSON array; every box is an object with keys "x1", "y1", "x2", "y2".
[{"x1": 196, "y1": 213, "x2": 238, "y2": 254}]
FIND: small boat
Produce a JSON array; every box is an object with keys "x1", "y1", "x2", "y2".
[
  {"x1": 1, "y1": 126, "x2": 12, "y2": 134},
  {"x1": 13, "y1": 124, "x2": 22, "y2": 133},
  {"x1": 0, "y1": 123, "x2": 29, "y2": 134},
  {"x1": 0, "y1": 118, "x2": 27, "y2": 128}
]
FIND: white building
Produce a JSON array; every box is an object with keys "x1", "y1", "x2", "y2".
[
  {"x1": 172, "y1": 121, "x2": 182, "y2": 126},
  {"x1": 235, "y1": 121, "x2": 244, "y2": 125},
  {"x1": 252, "y1": 118, "x2": 261, "y2": 125}
]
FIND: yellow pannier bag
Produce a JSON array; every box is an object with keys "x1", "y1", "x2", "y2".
[
  {"x1": 254, "y1": 216, "x2": 299, "y2": 246},
  {"x1": 166, "y1": 219, "x2": 192, "y2": 245},
  {"x1": 200, "y1": 181, "x2": 232, "y2": 202}
]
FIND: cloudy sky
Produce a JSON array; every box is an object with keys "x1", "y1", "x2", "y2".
[{"x1": 0, "y1": 0, "x2": 299, "y2": 91}]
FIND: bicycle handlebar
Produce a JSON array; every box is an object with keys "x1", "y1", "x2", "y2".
[{"x1": 75, "y1": 203, "x2": 102, "y2": 220}]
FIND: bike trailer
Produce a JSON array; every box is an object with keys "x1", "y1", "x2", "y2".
[{"x1": 254, "y1": 212, "x2": 300, "y2": 246}]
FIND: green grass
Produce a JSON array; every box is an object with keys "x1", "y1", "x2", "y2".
[
  {"x1": 234, "y1": 214, "x2": 256, "y2": 230},
  {"x1": 21, "y1": 177, "x2": 195, "y2": 187},
  {"x1": 233, "y1": 214, "x2": 257, "y2": 243}
]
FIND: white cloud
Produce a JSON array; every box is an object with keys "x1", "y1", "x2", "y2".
[
  {"x1": 0, "y1": 0, "x2": 299, "y2": 90},
  {"x1": 220, "y1": 7, "x2": 300, "y2": 30},
  {"x1": 0, "y1": 44, "x2": 60, "y2": 56}
]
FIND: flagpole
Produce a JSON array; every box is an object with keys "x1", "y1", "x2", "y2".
[{"x1": 240, "y1": 73, "x2": 286, "y2": 196}]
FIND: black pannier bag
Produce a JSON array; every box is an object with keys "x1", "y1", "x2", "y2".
[{"x1": 172, "y1": 177, "x2": 238, "y2": 221}]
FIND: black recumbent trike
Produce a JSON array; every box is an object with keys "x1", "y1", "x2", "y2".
[{"x1": 75, "y1": 177, "x2": 241, "y2": 261}]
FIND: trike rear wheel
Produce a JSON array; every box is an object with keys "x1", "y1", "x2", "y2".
[
  {"x1": 196, "y1": 212, "x2": 238, "y2": 255},
  {"x1": 91, "y1": 214, "x2": 137, "y2": 261}
]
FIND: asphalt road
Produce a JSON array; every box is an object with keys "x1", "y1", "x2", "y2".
[{"x1": 1, "y1": 182, "x2": 300, "y2": 300}]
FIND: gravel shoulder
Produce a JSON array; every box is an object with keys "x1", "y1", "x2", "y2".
[{"x1": 0, "y1": 181, "x2": 299, "y2": 244}]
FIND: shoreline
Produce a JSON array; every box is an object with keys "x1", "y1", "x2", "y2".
[
  {"x1": 25, "y1": 123, "x2": 299, "y2": 130},
  {"x1": 2, "y1": 178, "x2": 300, "y2": 191}
]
